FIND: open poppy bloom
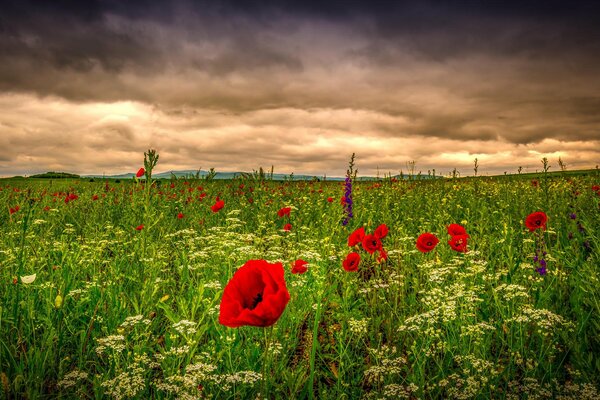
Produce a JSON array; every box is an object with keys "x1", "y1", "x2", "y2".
[
  {"x1": 416, "y1": 232, "x2": 439, "y2": 253},
  {"x1": 374, "y1": 224, "x2": 389, "y2": 239},
  {"x1": 525, "y1": 211, "x2": 548, "y2": 232},
  {"x1": 291, "y1": 259, "x2": 308, "y2": 274},
  {"x1": 343, "y1": 252, "x2": 361, "y2": 272},
  {"x1": 136, "y1": 167, "x2": 145, "y2": 178},
  {"x1": 211, "y1": 198, "x2": 225, "y2": 213},
  {"x1": 283, "y1": 223, "x2": 292, "y2": 231},
  {"x1": 219, "y1": 259, "x2": 290, "y2": 327},
  {"x1": 135, "y1": 224, "x2": 144, "y2": 231},
  {"x1": 348, "y1": 227, "x2": 365, "y2": 247},
  {"x1": 447, "y1": 223, "x2": 467, "y2": 237},
  {"x1": 448, "y1": 234, "x2": 469, "y2": 253},
  {"x1": 362, "y1": 234, "x2": 382, "y2": 254}
]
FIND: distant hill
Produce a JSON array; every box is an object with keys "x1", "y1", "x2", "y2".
[{"x1": 29, "y1": 171, "x2": 81, "y2": 179}]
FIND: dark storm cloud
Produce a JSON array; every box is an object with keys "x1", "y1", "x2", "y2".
[{"x1": 0, "y1": 0, "x2": 599, "y2": 176}]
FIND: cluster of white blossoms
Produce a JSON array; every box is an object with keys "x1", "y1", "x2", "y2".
[{"x1": 172, "y1": 320, "x2": 197, "y2": 336}]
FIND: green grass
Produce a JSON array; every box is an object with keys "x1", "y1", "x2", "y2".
[{"x1": 1, "y1": 169, "x2": 599, "y2": 399}]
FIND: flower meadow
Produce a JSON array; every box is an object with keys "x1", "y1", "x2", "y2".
[{"x1": 1, "y1": 154, "x2": 600, "y2": 399}]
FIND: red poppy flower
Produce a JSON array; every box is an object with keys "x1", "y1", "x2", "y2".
[
  {"x1": 92, "y1": 194, "x2": 99, "y2": 201},
  {"x1": 219, "y1": 259, "x2": 290, "y2": 328},
  {"x1": 135, "y1": 224, "x2": 144, "y2": 231},
  {"x1": 416, "y1": 233, "x2": 439, "y2": 253},
  {"x1": 277, "y1": 207, "x2": 291, "y2": 217},
  {"x1": 593, "y1": 185, "x2": 600, "y2": 191},
  {"x1": 342, "y1": 252, "x2": 361, "y2": 272},
  {"x1": 327, "y1": 197, "x2": 333, "y2": 203},
  {"x1": 9, "y1": 206, "x2": 20, "y2": 215},
  {"x1": 448, "y1": 234, "x2": 469, "y2": 253},
  {"x1": 377, "y1": 248, "x2": 388, "y2": 263},
  {"x1": 43, "y1": 206, "x2": 50, "y2": 212},
  {"x1": 283, "y1": 223, "x2": 292, "y2": 232},
  {"x1": 362, "y1": 234, "x2": 382, "y2": 254},
  {"x1": 447, "y1": 223, "x2": 467, "y2": 237},
  {"x1": 211, "y1": 199, "x2": 225, "y2": 213},
  {"x1": 291, "y1": 259, "x2": 308, "y2": 274},
  {"x1": 348, "y1": 227, "x2": 365, "y2": 247},
  {"x1": 374, "y1": 224, "x2": 389, "y2": 239},
  {"x1": 136, "y1": 168, "x2": 145, "y2": 178},
  {"x1": 177, "y1": 212, "x2": 184, "y2": 219},
  {"x1": 525, "y1": 211, "x2": 548, "y2": 232}
]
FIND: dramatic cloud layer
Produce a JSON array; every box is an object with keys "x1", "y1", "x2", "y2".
[{"x1": 1, "y1": 0, "x2": 599, "y2": 176}]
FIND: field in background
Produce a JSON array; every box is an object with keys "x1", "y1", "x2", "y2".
[{"x1": 1, "y1": 169, "x2": 599, "y2": 399}]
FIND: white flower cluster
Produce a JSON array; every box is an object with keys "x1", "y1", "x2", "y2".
[
  {"x1": 173, "y1": 320, "x2": 197, "y2": 336},
  {"x1": 57, "y1": 369, "x2": 88, "y2": 389},
  {"x1": 120, "y1": 314, "x2": 151, "y2": 329},
  {"x1": 348, "y1": 317, "x2": 369, "y2": 335},
  {"x1": 494, "y1": 284, "x2": 530, "y2": 302},
  {"x1": 202, "y1": 280, "x2": 222, "y2": 289},
  {"x1": 101, "y1": 370, "x2": 146, "y2": 400},
  {"x1": 96, "y1": 335, "x2": 126, "y2": 355},
  {"x1": 507, "y1": 307, "x2": 574, "y2": 336}
]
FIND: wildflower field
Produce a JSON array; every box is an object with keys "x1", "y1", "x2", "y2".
[{"x1": 1, "y1": 155, "x2": 599, "y2": 399}]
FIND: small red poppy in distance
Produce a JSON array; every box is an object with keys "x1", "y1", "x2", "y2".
[
  {"x1": 277, "y1": 207, "x2": 291, "y2": 217},
  {"x1": 219, "y1": 259, "x2": 290, "y2": 328},
  {"x1": 283, "y1": 223, "x2": 292, "y2": 232},
  {"x1": 211, "y1": 198, "x2": 225, "y2": 213},
  {"x1": 374, "y1": 224, "x2": 389, "y2": 239},
  {"x1": 362, "y1": 234, "x2": 382, "y2": 254},
  {"x1": 92, "y1": 194, "x2": 99, "y2": 201},
  {"x1": 348, "y1": 227, "x2": 366, "y2": 247},
  {"x1": 447, "y1": 224, "x2": 467, "y2": 237},
  {"x1": 327, "y1": 197, "x2": 334, "y2": 203},
  {"x1": 448, "y1": 234, "x2": 469, "y2": 253},
  {"x1": 416, "y1": 233, "x2": 439, "y2": 253},
  {"x1": 136, "y1": 168, "x2": 145, "y2": 178},
  {"x1": 135, "y1": 224, "x2": 144, "y2": 231},
  {"x1": 343, "y1": 252, "x2": 361, "y2": 272},
  {"x1": 177, "y1": 212, "x2": 184, "y2": 219},
  {"x1": 9, "y1": 205, "x2": 20, "y2": 215},
  {"x1": 525, "y1": 211, "x2": 548, "y2": 232},
  {"x1": 291, "y1": 259, "x2": 308, "y2": 274}
]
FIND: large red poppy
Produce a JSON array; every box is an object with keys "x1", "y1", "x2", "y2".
[
  {"x1": 525, "y1": 211, "x2": 547, "y2": 232},
  {"x1": 448, "y1": 234, "x2": 469, "y2": 253},
  {"x1": 447, "y1": 224, "x2": 467, "y2": 237},
  {"x1": 219, "y1": 260, "x2": 290, "y2": 328},
  {"x1": 348, "y1": 227, "x2": 366, "y2": 247},
  {"x1": 343, "y1": 252, "x2": 361, "y2": 272},
  {"x1": 362, "y1": 234, "x2": 382, "y2": 254},
  {"x1": 416, "y1": 233, "x2": 439, "y2": 253}
]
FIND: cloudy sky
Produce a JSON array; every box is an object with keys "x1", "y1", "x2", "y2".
[{"x1": 1, "y1": 0, "x2": 599, "y2": 177}]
